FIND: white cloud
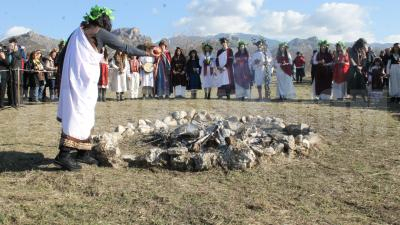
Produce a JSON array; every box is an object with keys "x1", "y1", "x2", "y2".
[
  {"x1": 1, "y1": 26, "x2": 31, "y2": 40},
  {"x1": 384, "y1": 35, "x2": 400, "y2": 43},
  {"x1": 175, "y1": 1, "x2": 374, "y2": 42}
]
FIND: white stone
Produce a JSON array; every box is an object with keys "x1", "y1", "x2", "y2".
[
  {"x1": 138, "y1": 125, "x2": 153, "y2": 134},
  {"x1": 138, "y1": 119, "x2": 147, "y2": 126},
  {"x1": 193, "y1": 153, "x2": 218, "y2": 171},
  {"x1": 265, "y1": 147, "x2": 276, "y2": 156},
  {"x1": 126, "y1": 122, "x2": 136, "y2": 130},
  {"x1": 177, "y1": 119, "x2": 189, "y2": 125},
  {"x1": 154, "y1": 120, "x2": 168, "y2": 130},
  {"x1": 302, "y1": 139, "x2": 310, "y2": 149},
  {"x1": 115, "y1": 125, "x2": 126, "y2": 134},
  {"x1": 165, "y1": 119, "x2": 178, "y2": 127},
  {"x1": 187, "y1": 109, "x2": 196, "y2": 120},
  {"x1": 122, "y1": 128, "x2": 135, "y2": 137}
]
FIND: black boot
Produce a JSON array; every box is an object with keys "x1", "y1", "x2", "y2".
[
  {"x1": 76, "y1": 150, "x2": 98, "y2": 165},
  {"x1": 120, "y1": 92, "x2": 124, "y2": 101},
  {"x1": 207, "y1": 92, "x2": 211, "y2": 99},
  {"x1": 54, "y1": 147, "x2": 82, "y2": 171},
  {"x1": 116, "y1": 93, "x2": 120, "y2": 101},
  {"x1": 102, "y1": 89, "x2": 107, "y2": 102}
]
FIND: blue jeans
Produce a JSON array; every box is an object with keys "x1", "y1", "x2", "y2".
[
  {"x1": 29, "y1": 86, "x2": 39, "y2": 101},
  {"x1": 38, "y1": 84, "x2": 45, "y2": 100}
]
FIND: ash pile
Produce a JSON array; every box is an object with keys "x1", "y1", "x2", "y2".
[{"x1": 92, "y1": 110, "x2": 321, "y2": 171}]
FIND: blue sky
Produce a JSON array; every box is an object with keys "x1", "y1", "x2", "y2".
[{"x1": 1, "y1": 0, "x2": 398, "y2": 43}]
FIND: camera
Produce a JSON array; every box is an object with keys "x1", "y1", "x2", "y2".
[{"x1": 0, "y1": 46, "x2": 8, "y2": 53}]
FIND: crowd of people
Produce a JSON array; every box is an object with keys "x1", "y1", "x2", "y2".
[{"x1": 1, "y1": 36, "x2": 400, "y2": 109}]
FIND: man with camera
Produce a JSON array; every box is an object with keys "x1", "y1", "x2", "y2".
[
  {"x1": 0, "y1": 46, "x2": 10, "y2": 108},
  {"x1": 6, "y1": 38, "x2": 23, "y2": 107}
]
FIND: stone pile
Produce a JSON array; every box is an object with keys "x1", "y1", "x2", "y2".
[{"x1": 92, "y1": 110, "x2": 321, "y2": 171}]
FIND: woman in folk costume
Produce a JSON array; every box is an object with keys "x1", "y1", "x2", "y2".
[
  {"x1": 127, "y1": 55, "x2": 140, "y2": 99},
  {"x1": 233, "y1": 41, "x2": 252, "y2": 100},
  {"x1": 138, "y1": 44, "x2": 155, "y2": 99},
  {"x1": 387, "y1": 43, "x2": 400, "y2": 103},
  {"x1": 251, "y1": 39, "x2": 273, "y2": 100},
  {"x1": 171, "y1": 47, "x2": 187, "y2": 98},
  {"x1": 110, "y1": 50, "x2": 129, "y2": 101},
  {"x1": 56, "y1": 6, "x2": 150, "y2": 171},
  {"x1": 216, "y1": 37, "x2": 235, "y2": 99},
  {"x1": 199, "y1": 42, "x2": 217, "y2": 99},
  {"x1": 186, "y1": 50, "x2": 202, "y2": 99},
  {"x1": 312, "y1": 40, "x2": 334, "y2": 100},
  {"x1": 275, "y1": 43, "x2": 296, "y2": 100},
  {"x1": 98, "y1": 48, "x2": 109, "y2": 102},
  {"x1": 332, "y1": 42, "x2": 350, "y2": 100},
  {"x1": 154, "y1": 40, "x2": 172, "y2": 98},
  {"x1": 368, "y1": 57, "x2": 386, "y2": 102},
  {"x1": 347, "y1": 38, "x2": 368, "y2": 102}
]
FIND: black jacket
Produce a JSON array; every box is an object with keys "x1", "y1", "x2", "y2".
[{"x1": 0, "y1": 57, "x2": 9, "y2": 71}]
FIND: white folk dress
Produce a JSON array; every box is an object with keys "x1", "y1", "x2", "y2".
[
  {"x1": 251, "y1": 50, "x2": 273, "y2": 86},
  {"x1": 216, "y1": 50, "x2": 230, "y2": 87},
  {"x1": 139, "y1": 56, "x2": 155, "y2": 88},
  {"x1": 275, "y1": 53, "x2": 296, "y2": 99},
  {"x1": 57, "y1": 27, "x2": 103, "y2": 140},
  {"x1": 110, "y1": 58, "x2": 128, "y2": 93},
  {"x1": 199, "y1": 54, "x2": 218, "y2": 88}
]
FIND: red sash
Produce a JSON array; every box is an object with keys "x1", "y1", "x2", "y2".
[{"x1": 278, "y1": 56, "x2": 292, "y2": 76}]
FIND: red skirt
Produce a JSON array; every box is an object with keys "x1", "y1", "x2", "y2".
[{"x1": 98, "y1": 63, "x2": 109, "y2": 87}]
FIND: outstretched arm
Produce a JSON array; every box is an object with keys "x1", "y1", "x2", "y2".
[{"x1": 96, "y1": 28, "x2": 148, "y2": 57}]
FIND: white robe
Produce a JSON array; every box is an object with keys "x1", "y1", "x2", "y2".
[
  {"x1": 199, "y1": 54, "x2": 218, "y2": 88},
  {"x1": 139, "y1": 56, "x2": 154, "y2": 87},
  {"x1": 275, "y1": 53, "x2": 296, "y2": 99},
  {"x1": 57, "y1": 27, "x2": 103, "y2": 140},
  {"x1": 251, "y1": 50, "x2": 273, "y2": 86},
  {"x1": 216, "y1": 50, "x2": 230, "y2": 87},
  {"x1": 110, "y1": 58, "x2": 128, "y2": 93}
]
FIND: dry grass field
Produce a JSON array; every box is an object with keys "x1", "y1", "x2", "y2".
[{"x1": 0, "y1": 79, "x2": 399, "y2": 225}]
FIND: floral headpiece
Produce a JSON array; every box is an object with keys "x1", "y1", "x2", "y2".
[
  {"x1": 84, "y1": 5, "x2": 115, "y2": 22},
  {"x1": 237, "y1": 40, "x2": 247, "y2": 48},
  {"x1": 279, "y1": 42, "x2": 288, "y2": 48},
  {"x1": 318, "y1": 40, "x2": 329, "y2": 47},
  {"x1": 201, "y1": 42, "x2": 213, "y2": 52},
  {"x1": 336, "y1": 41, "x2": 346, "y2": 50}
]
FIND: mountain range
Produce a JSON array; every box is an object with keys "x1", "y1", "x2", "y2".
[{"x1": 1, "y1": 28, "x2": 393, "y2": 62}]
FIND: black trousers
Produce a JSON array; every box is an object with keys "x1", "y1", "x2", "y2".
[
  {"x1": 0, "y1": 71, "x2": 8, "y2": 107},
  {"x1": 7, "y1": 70, "x2": 22, "y2": 107},
  {"x1": 296, "y1": 68, "x2": 305, "y2": 83}
]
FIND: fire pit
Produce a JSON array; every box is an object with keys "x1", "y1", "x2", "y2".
[{"x1": 92, "y1": 110, "x2": 321, "y2": 171}]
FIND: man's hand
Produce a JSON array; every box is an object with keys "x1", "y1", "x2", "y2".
[{"x1": 0, "y1": 52, "x2": 5, "y2": 60}]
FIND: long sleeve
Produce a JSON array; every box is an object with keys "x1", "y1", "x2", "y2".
[{"x1": 96, "y1": 28, "x2": 147, "y2": 57}]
